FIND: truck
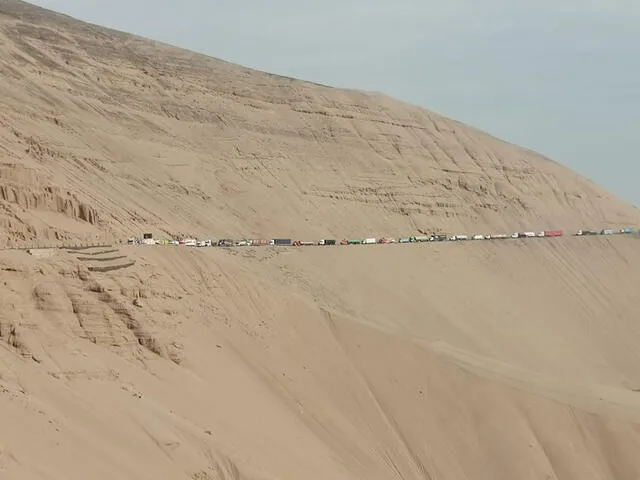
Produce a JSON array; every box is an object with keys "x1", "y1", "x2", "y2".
[
  {"x1": 544, "y1": 230, "x2": 563, "y2": 237},
  {"x1": 410, "y1": 235, "x2": 429, "y2": 242},
  {"x1": 318, "y1": 239, "x2": 336, "y2": 245},
  {"x1": 272, "y1": 238, "x2": 292, "y2": 246},
  {"x1": 362, "y1": 238, "x2": 377, "y2": 244},
  {"x1": 141, "y1": 233, "x2": 155, "y2": 245},
  {"x1": 622, "y1": 227, "x2": 634, "y2": 234},
  {"x1": 601, "y1": 229, "x2": 614, "y2": 235},
  {"x1": 347, "y1": 239, "x2": 362, "y2": 245},
  {"x1": 472, "y1": 234, "x2": 485, "y2": 240},
  {"x1": 399, "y1": 237, "x2": 411, "y2": 243}
]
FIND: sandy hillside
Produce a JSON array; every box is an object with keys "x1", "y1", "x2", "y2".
[
  {"x1": 0, "y1": 1, "x2": 639, "y2": 246},
  {"x1": 2, "y1": 1, "x2": 640, "y2": 480}
]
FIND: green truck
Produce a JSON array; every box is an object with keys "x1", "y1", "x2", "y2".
[{"x1": 410, "y1": 235, "x2": 429, "y2": 242}]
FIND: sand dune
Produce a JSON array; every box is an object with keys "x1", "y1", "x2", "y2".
[{"x1": 2, "y1": 1, "x2": 640, "y2": 479}]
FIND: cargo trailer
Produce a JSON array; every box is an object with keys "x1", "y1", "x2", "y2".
[
  {"x1": 411, "y1": 235, "x2": 429, "y2": 242},
  {"x1": 273, "y1": 238, "x2": 292, "y2": 246},
  {"x1": 141, "y1": 233, "x2": 155, "y2": 245}
]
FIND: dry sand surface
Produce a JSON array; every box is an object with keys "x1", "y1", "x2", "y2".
[{"x1": 2, "y1": 1, "x2": 640, "y2": 479}]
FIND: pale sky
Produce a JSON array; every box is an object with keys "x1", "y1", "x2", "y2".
[{"x1": 31, "y1": 0, "x2": 640, "y2": 206}]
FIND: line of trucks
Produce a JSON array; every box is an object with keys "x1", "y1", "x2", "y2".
[{"x1": 127, "y1": 227, "x2": 637, "y2": 248}]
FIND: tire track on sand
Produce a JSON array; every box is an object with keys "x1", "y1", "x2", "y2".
[{"x1": 322, "y1": 308, "x2": 435, "y2": 480}]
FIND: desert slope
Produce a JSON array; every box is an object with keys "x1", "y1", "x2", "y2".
[
  {"x1": 0, "y1": 0, "x2": 639, "y2": 247},
  {"x1": 2, "y1": 1, "x2": 640, "y2": 480},
  {"x1": 3, "y1": 236, "x2": 640, "y2": 480}
]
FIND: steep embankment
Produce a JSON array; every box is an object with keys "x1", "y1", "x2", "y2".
[
  {"x1": 3, "y1": 236, "x2": 640, "y2": 480},
  {"x1": 2, "y1": 1, "x2": 640, "y2": 480},
  {"x1": 0, "y1": 0, "x2": 638, "y2": 247}
]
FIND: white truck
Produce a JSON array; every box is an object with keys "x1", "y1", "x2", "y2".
[
  {"x1": 362, "y1": 238, "x2": 377, "y2": 244},
  {"x1": 141, "y1": 233, "x2": 155, "y2": 245}
]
